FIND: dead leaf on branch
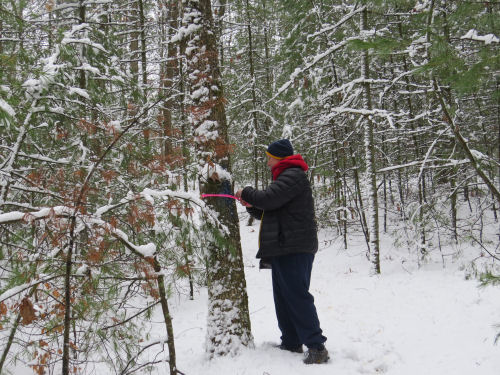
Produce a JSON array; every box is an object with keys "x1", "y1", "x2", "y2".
[
  {"x1": 100, "y1": 169, "x2": 118, "y2": 184},
  {"x1": 19, "y1": 297, "x2": 37, "y2": 325},
  {"x1": 0, "y1": 301, "x2": 7, "y2": 316}
]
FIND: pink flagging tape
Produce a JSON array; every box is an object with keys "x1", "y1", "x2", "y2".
[{"x1": 201, "y1": 193, "x2": 241, "y2": 201}]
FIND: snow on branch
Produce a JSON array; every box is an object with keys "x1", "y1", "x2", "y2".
[
  {"x1": 461, "y1": 29, "x2": 499, "y2": 45},
  {"x1": 93, "y1": 219, "x2": 157, "y2": 258},
  {"x1": 139, "y1": 187, "x2": 229, "y2": 234},
  {"x1": 171, "y1": 9, "x2": 203, "y2": 43},
  {"x1": 22, "y1": 47, "x2": 63, "y2": 99},
  {"x1": 0, "y1": 274, "x2": 62, "y2": 303},
  {"x1": 90, "y1": 188, "x2": 228, "y2": 256},
  {"x1": 308, "y1": 6, "x2": 366, "y2": 40},
  {"x1": 68, "y1": 87, "x2": 91, "y2": 100},
  {"x1": 10, "y1": 150, "x2": 70, "y2": 164},
  {"x1": 0, "y1": 98, "x2": 15, "y2": 117},
  {"x1": 377, "y1": 158, "x2": 470, "y2": 173},
  {"x1": 93, "y1": 187, "x2": 228, "y2": 235},
  {"x1": 379, "y1": 69, "x2": 419, "y2": 104},
  {"x1": 268, "y1": 38, "x2": 356, "y2": 103},
  {"x1": 326, "y1": 106, "x2": 397, "y2": 122},
  {"x1": 0, "y1": 206, "x2": 73, "y2": 224},
  {"x1": 61, "y1": 23, "x2": 107, "y2": 53},
  {"x1": 321, "y1": 78, "x2": 391, "y2": 102},
  {"x1": 94, "y1": 188, "x2": 207, "y2": 218},
  {"x1": 0, "y1": 186, "x2": 228, "y2": 263}
]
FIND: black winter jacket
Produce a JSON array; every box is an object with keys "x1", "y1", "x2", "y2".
[{"x1": 241, "y1": 166, "x2": 318, "y2": 263}]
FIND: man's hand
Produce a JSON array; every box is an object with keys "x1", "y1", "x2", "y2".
[
  {"x1": 241, "y1": 200, "x2": 252, "y2": 207},
  {"x1": 236, "y1": 189, "x2": 252, "y2": 207},
  {"x1": 235, "y1": 189, "x2": 243, "y2": 199}
]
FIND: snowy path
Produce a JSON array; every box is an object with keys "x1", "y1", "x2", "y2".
[{"x1": 171, "y1": 220, "x2": 500, "y2": 375}]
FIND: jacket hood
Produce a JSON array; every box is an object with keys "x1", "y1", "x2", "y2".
[{"x1": 271, "y1": 154, "x2": 309, "y2": 180}]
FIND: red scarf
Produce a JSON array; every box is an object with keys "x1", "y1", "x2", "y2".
[{"x1": 271, "y1": 154, "x2": 309, "y2": 180}]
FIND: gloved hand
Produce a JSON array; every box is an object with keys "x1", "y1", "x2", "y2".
[{"x1": 235, "y1": 189, "x2": 252, "y2": 207}]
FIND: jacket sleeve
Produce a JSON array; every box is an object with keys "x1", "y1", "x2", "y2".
[
  {"x1": 241, "y1": 169, "x2": 305, "y2": 211},
  {"x1": 246, "y1": 206, "x2": 263, "y2": 219}
]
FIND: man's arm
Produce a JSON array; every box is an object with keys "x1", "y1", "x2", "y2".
[
  {"x1": 240, "y1": 170, "x2": 304, "y2": 211},
  {"x1": 246, "y1": 206, "x2": 263, "y2": 220},
  {"x1": 235, "y1": 189, "x2": 263, "y2": 219}
]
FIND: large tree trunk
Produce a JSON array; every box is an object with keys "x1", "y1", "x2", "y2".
[{"x1": 184, "y1": 0, "x2": 253, "y2": 357}]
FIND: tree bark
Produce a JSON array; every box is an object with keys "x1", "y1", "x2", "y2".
[
  {"x1": 245, "y1": 0, "x2": 260, "y2": 221},
  {"x1": 350, "y1": 145, "x2": 370, "y2": 253},
  {"x1": 152, "y1": 259, "x2": 177, "y2": 375},
  {"x1": 162, "y1": 0, "x2": 179, "y2": 157},
  {"x1": 360, "y1": 8, "x2": 380, "y2": 274},
  {"x1": 185, "y1": 0, "x2": 253, "y2": 357},
  {"x1": 0, "y1": 308, "x2": 22, "y2": 373},
  {"x1": 138, "y1": 0, "x2": 147, "y2": 85}
]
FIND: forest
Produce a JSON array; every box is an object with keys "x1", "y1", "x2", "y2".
[{"x1": 0, "y1": 0, "x2": 499, "y2": 374}]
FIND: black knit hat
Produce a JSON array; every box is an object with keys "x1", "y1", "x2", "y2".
[{"x1": 266, "y1": 139, "x2": 294, "y2": 159}]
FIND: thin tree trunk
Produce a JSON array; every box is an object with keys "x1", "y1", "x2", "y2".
[
  {"x1": 78, "y1": 0, "x2": 86, "y2": 89},
  {"x1": 262, "y1": 0, "x2": 272, "y2": 94},
  {"x1": 360, "y1": 8, "x2": 380, "y2": 273},
  {"x1": 260, "y1": 0, "x2": 272, "y2": 165},
  {"x1": 245, "y1": 0, "x2": 260, "y2": 197},
  {"x1": 0, "y1": 0, "x2": 2, "y2": 56},
  {"x1": 476, "y1": 98, "x2": 498, "y2": 221},
  {"x1": 350, "y1": 145, "x2": 370, "y2": 253},
  {"x1": 432, "y1": 78, "x2": 500, "y2": 203},
  {"x1": 62, "y1": 218, "x2": 76, "y2": 375},
  {"x1": 341, "y1": 143, "x2": 348, "y2": 249},
  {"x1": 214, "y1": 0, "x2": 226, "y2": 67},
  {"x1": 497, "y1": 78, "x2": 500, "y2": 241},
  {"x1": 63, "y1": 4, "x2": 87, "y2": 372},
  {"x1": 130, "y1": 1, "x2": 139, "y2": 86},
  {"x1": 0, "y1": 310, "x2": 22, "y2": 373},
  {"x1": 138, "y1": 0, "x2": 148, "y2": 85},
  {"x1": 397, "y1": 17, "x2": 426, "y2": 257},
  {"x1": 162, "y1": 0, "x2": 179, "y2": 157},
  {"x1": 383, "y1": 172, "x2": 387, "y2": 233},
  {"x1": 177, "y1": 2, "x2": 195, "y2": 299},
  {"x1": 152, "y1": 260, "x2": 177, "y2": 375},
  {"x1": 450, "y1": 170, "x2": 458, "y2": 244}
]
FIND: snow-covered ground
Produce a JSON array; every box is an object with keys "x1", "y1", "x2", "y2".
[
  {"x1": 5, "y1": 210, "x2": 500, "y2": 375},
  {"x1": 168, "y1": 214, "x2": 500, "y2": 375}
]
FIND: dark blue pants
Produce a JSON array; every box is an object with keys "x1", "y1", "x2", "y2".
[{"x1": 271, "y1": 253, "x2": 326, "y2": 349}]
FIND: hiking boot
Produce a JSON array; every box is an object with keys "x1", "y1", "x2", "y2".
[
  {"x1": 275, "y1": 344, "x2": 303, "y2": 353},
  {"x1": 303, "y1": 347, "x2": 329, "y2": 364}
]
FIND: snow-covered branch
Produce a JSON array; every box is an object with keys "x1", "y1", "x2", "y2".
[{"x1": 461, "y1": 29, "x2": 499, "y2": 45}]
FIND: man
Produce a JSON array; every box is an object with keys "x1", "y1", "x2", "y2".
[{"x1": 235, "y1": 139, "x2": 328, "y2": 365}]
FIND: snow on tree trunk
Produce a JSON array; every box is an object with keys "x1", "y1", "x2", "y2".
[
  {"x1": 182, "y1": 0, "x2": 253, "y2": 357},
  {"x1": 360, "y1": 7, "x2": 380, "y2": 274}
]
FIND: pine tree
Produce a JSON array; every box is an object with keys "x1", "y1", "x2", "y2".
[{"x1": 182, "y1": 0, "x2": 253, "y2": 357}]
